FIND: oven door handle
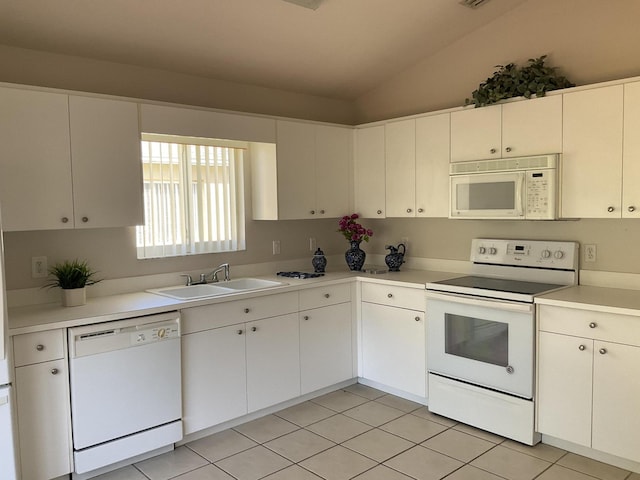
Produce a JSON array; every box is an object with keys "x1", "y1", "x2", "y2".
[{"x1": 426, "y1": 291, "x2": 534, "y2": 313}]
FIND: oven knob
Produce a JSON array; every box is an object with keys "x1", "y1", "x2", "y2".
[
  {"x1": 554, "y1": 250, "x2": 564, "y2": 259},
  {"x1": 506, "y1": 365, "x2": 514, "y2": 374},
  {"x1": 541, "y1": 249, "x2": 551, "y2": 259},
  {"x1": 478, "y1": 247, "x2": 486, "y2": 254},
  {"x1": 489, "y1": 247, "x2": 497, "y2": 255}
]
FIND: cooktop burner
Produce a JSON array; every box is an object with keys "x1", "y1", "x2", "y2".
[{"x1": 277, "y1": 271, "x2": 325, "y2": 279}]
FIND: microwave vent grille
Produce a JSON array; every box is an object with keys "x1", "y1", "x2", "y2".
[{"x1": 450, "y1": 154, "x2": 557, "y2": 175}]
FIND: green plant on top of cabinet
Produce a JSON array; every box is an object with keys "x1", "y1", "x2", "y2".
[
  {"x1": 450, "y1": 95, "x2": 562, "y2": 163},
  {"x1": 354, "y1": 125, "x2": 386, "y2": 218},
  {"x1": 0, "y1": 87, "x2": 143, "y2": 231}
]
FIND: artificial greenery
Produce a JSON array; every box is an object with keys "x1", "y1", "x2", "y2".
[
  {"x1": 45, "y1": 259, "x2": 101, "y2": 290},
  {"x1": 465, "y1": 55, "x2": 574, "y2": 108}
]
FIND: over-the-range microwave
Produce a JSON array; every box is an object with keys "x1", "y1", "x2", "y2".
[{"x1": 449, "y1": 154, "x2": 559, "y2": 220}]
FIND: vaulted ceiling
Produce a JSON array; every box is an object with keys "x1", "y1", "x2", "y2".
[{"x1": 0, "y1": 0, "x2": 527, "y2": 100}]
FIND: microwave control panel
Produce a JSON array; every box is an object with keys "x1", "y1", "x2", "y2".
[
  {"x1": 471, "y1": 238, "x2": 579, "y2": 270},
  {"x1": 524, "y1": 169, "x2": 556, "y2": 219}
]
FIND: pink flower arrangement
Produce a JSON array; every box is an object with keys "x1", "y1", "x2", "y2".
[{"x1": 338, "y1": 214, "x2": 373, "y2": 243}]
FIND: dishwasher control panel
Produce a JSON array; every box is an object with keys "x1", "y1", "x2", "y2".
[{"x1": 131, "y1": 324, "x2": 180, "y2": 345}]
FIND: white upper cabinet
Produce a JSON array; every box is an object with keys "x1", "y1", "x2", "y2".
[
  {"x1": 69, "y1": 96, "x2": 143, "y2": 228},
  {"x1": 314, "y1": 125, "x2": 351, "y2": 218},
  {"x1": 561, "y1": 85, "x2": 624, "y2": 218},
  {"x1": 0, "y1": 87, "x2": 74, "y2": 231},
  {"x1": 385, "y1": 119, "x2": 416, "y2": 217},
  {"x1": 415, "y1": 113, "x2": 450, "y2": 217},
  {"x1": 354, "y1": 125, "x2": 386, "y2": 218},
  {"x1": 450, "y1": 96, "x2": 562, "y2": 162},
  {"x1": 450, "y1": 104, "x2": 501, "y2": 162},
  {"x1": 622, "y1": 81, "x2": 640, "y2": 218}
]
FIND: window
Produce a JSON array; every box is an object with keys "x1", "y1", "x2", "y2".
[{"x1": 136, "y1": 134, "x2": 246, "y2": 259}]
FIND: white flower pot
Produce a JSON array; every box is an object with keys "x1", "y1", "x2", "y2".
[{"x1": 61, "y1": 288, "x2": 86, "y2": 307}]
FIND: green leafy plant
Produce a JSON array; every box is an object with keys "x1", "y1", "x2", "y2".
[
  {"x1": 465, "y1": 55, "x2": 574, "y2": 108},
  {"x1": 45, "y1": 259, "x2": 101, "y2": 290}
]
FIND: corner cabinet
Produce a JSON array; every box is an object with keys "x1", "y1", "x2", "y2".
[
  {"x1": 450, "y1": 95, "x2": 562, "y2": 162},
  {"x1": 354, "y1": 125, "x2": 386, "y2": 218},
  {"x1": 537, "y1": 305, "x2": 640, "y2": 462},
  {"x1": 0, "y1": 87, "x2": 143, "y2": 231}
]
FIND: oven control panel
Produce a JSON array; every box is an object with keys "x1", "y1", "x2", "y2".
[{"x1": 471, "y1": 238, "x2": 579, "y2": 270}]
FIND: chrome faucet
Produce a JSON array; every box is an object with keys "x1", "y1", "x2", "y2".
[{"x1": 209, "y1": 263, "x2": 230, "y2": 282}]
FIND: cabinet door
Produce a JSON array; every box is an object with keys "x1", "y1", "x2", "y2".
[
  {"x1": 622, "y1": 82, "x2": 640, "y2": 218},
  {"x1": 276, "y1": 121, "x2": 316, "y2": 219},
  {"x1": 300, "y1": 303, "x2": 353, "y2": 394},
  {"x1": 450, "y1": 105, "x2": 501, "y2": 162},
  {"x1": 0, "y1": 88, "x2": 74, "y2": 231},
  {"x1": 415, "y1": 114, "x2": 450, "y2": 217},
  {"x1": 246, "y1": 313, "x2": 300, "y2": 412},
  {"x1": 501, "y1": 95, "x2": 562, "y2": 158},
  {"x1": 537, "y1": 332, "x2": 592, "y2": 446},
  {"x1": 354, "y1": 126, "x2": 386, "y2": 218},
  {"x1": 562, "y1": 85, "x2": 624, "y2": 218},
  {"x1": 385, "y1": 119, "x2": 416, "y2": 217},
  {"x1": 181, "y1": 325, "x2": 248, "y2": 435},
  {"x1": 15, "y1": 359, "x2": 72, "y2": 480},
  {"x1": 592, "y1": 341, "x2": 640, "y2": 461},
  {"x1": 315, "y1": 125, "x2": 350, "y2": 218},
  {"x1": 361, "y1": 303, "x2": 425, "y2": 398},
  {"x1": 69, "y1": 96, "x2": 143, "y2": 228}
]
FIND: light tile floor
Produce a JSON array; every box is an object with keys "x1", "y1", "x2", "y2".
[{"x1": 95, "y1": 384, "x2": 638, "y2": 480}]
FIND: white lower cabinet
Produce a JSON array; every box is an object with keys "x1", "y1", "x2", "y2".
[
  {"x1": 360, "y1": 283, "x2": 426, "y2": 398},
  {"x1": 537, "y1": 305, "x2": 640, "y2": 462},
  {"x1": 13, "y1": 330, "x2": 72, "y2": 480}
]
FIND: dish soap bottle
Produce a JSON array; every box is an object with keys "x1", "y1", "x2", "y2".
[{"x1": 312, "y1": 248, "x2": 327, "y2": 273}]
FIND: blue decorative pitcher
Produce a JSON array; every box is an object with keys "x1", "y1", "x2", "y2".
[{"x1": 385, "y1": 243, "x2": 406, "y2": 272}]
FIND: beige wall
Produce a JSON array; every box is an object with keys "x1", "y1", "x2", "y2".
[{"x1": 355, "y1": 0, "x2": 640, "y2": 123}]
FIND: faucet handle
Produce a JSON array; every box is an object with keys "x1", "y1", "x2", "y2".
[{"x1": 180, "y1": 274, "x2": 193, "y2": 286}]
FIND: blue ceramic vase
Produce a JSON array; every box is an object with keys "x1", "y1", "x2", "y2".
[
  {"x1": 345, "y1": 240, "x2": 366, "y2": 271},
  {"x1": 312, "y1": 248, "x2": 327, "y2": 273}
]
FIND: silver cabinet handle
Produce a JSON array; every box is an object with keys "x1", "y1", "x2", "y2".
[
  {"x1": 505, "y1": 147, "x2": 512, "y2": 153},
  {"x1": 406, "y1": 208, "x2": 412, "y2": 213},
  {"x1": 251, "y1": 326, "x2": 257, "y2": 332},
  {"x1": 310, "y1": 210, "x2": 316, "y2": 215},
  {"x1": 607, "y1": 206, "x2": 615, "y2": 212},
  {"x1": 629, "y1": 206, "x2": 636, "y2": 212},
  {"x1": 319, "y1": 210, "x2": 325, "y2": 214},
  {"x1": 387, "y1": 293, "x2": 393, "y2": 298},
  {"x1": 324, "y1": 293, "x2": 330, "y2": 298},
  {"x1": 490, "y1": 148, "x2": 497, "y2": 154},
  {"x1": 36, "y1": 344, "x2": 45, "y2": 351},
  {"x1": 51, "y1": 368, "x2": 59, "y2": 375},
  {"x1": 82, "y1": 216, "x2": 89, "y2": 223},
  {"x1": 415, "y1": 316, "x2": 420, "y2": 322},
  {"x1": 61, "y1": 217, "x2": 69, "y2": 223},
  {"x1": 418, "y1": 208, "x2": 424, "y2": 213},
  {"x1": 237, "y1": 329, "x2": 243, "y2": 335},
  {"x1": 244, "y1": 308, "x2": 250, "y2": 314},
  {"x1": 578, "y1": 344, "x2": 586, "y2": 351},
  {"x1": 589, "y1": 322, "x2": 597, "y2": 328},
  {"x1": 599, "y1": 348, "x2": 607, "y2": 355},
  {"x1": 377, "y1": 210, "x2": 382, "y2": 215},
  {"x1": 303, "y1": 315, "x2": 309, "y2": 320}
]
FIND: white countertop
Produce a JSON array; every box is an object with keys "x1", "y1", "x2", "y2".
[
  {"x1": 8, "y1": 269, "x2": 459, "y2": 335},
  {"x1": 535, "y1": 284, "x2": 640, "y2": 317}
]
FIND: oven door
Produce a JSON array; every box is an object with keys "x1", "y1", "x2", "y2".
[
  {"x1": 450, "y1": 171, "x2": 525, "y2": 219},
  {"x1": 426, "y1": 291, "x2": 534, "y2": 398}
]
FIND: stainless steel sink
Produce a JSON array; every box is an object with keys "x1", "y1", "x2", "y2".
[{"x1": 147, "y1": 278, "x2": 287, "y2": 300}]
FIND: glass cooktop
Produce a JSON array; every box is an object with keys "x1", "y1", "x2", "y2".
[{"x1": 427, "y1": 276, "x2": 566, "y2": 302}]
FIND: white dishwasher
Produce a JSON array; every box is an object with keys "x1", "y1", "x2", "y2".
[{"x1": 68, "y1": 311, "x2": 182, "y2": 476}]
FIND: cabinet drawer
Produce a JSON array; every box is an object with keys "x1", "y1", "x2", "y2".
[
  {"x1": 13, "y1": 329, "x2": 65, "y2": 367},
  {"x1": 182, "y1": 292, "x2": 298, "y2": 334},
  {"x1": 361, "y1": 282, "x2": 425, "y2": 311},
  {"x1": 299, "y1": 284, "x2": 351, "y2": 310},
  {"x1": 539, "y1": 305, "x2": 640, "y2": 346}
]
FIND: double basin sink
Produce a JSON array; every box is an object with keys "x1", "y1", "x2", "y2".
[{"x1": 148, "y1": 278, "x2": 287, "y2": 300}]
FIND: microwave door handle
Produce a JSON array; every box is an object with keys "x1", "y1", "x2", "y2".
[{"x1": 516, "y1": 174, "x2": 525, "y2": 217}]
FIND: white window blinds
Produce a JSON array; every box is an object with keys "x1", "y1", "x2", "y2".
[{"x1": 136, "y1": 136, "x2": 246, "y2": 259}]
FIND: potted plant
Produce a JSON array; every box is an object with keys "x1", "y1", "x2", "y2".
[
  {"x1": 338, "y1": 214, "x2": 373, "y2": 271},
  {"x1": 45, "y1": 259, "x2": 101, "y2": 307},
  {"x1": 465, "y1": 55, "x2": 574, "y2": 108}
]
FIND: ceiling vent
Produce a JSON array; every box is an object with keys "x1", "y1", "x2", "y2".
[
  {"x1": 282, "y1": 0, "x2": 324, "y2": 10},
  {"x1": 459, "y1": 0, "x2": 492, "y2": 8}
]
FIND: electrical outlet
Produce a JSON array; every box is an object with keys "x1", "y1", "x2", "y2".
[
  {"x1": 272, "y1": 240, "x2": 281, "y2": 255},
  {"x1": 584, "y1": 244, "x2": 597, "y2": 263},
  {"x1": 309, "y1": 237, "x2": 317, "y2": 252},
  {"x1": 32, "y1": 256, "x2": 48, "y2": 278}
]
